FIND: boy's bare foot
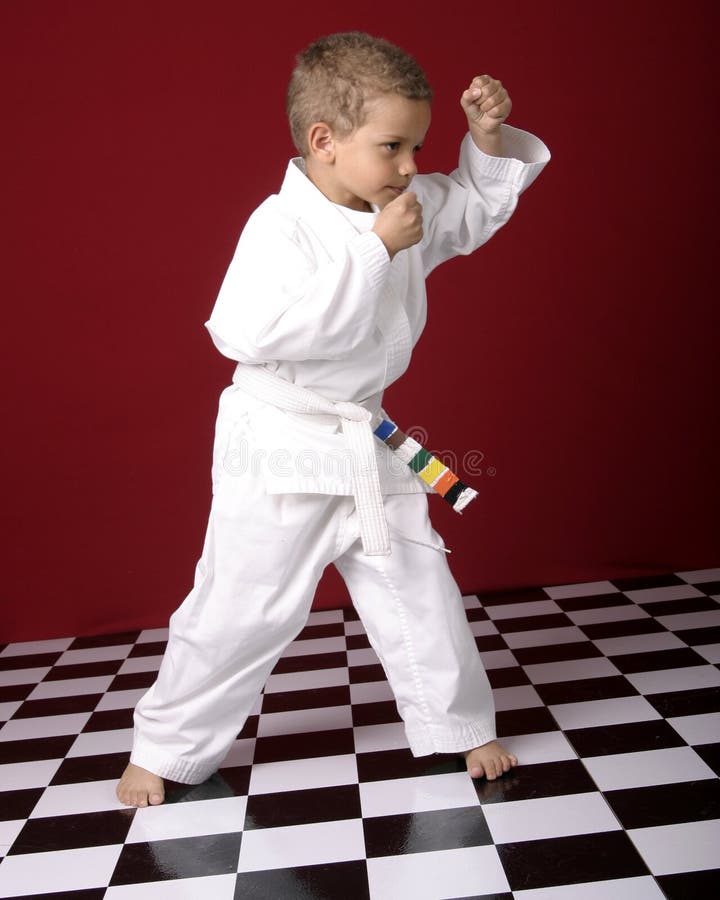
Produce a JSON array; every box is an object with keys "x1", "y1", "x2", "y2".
[
  {"x1": 465, "y1": 740, "x2": 518, "y2": 781},
  {"x1": 117, "y1": 762, "x2": 165, "y2": 807}
]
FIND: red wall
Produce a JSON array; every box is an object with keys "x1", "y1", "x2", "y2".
[{"x1": 2, "y1": 0, "x2": 717, "y2": 642}]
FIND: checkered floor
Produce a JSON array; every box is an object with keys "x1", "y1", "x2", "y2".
[{"x1": 1, "y1": 569, "x2": 719, "y2": 899}]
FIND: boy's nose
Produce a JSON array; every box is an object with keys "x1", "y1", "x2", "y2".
[{"x1": 399, "y1": 155, "x2": 417, "y2": 179}]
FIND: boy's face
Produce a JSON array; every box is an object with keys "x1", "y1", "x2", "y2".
[{"x1": 313, "y1": 94, "x2": 432, "y2": 212}]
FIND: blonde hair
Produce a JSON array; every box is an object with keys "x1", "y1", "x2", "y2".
[{"x1": 287, "y1": 31, "x2": 433, "y2": 155}]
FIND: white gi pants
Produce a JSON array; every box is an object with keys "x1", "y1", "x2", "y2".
[{"x1": 131, "y1": 463, "x2": 496, "y2": 784}]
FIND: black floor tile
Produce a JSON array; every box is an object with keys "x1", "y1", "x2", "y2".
[
  {"x1": 486, "y1": 666, "x2": 530, "y2": 689},
  {"x1": 12, "y1": 694, "x2": 102, "y2": 719},
  {"x1": 70, "y1": 632, "x2": 140, "y2": 649},
  {"x1": 351, "y1": 699, "x2": 401, "y2": 727},
  {"x1": 0, "y1": 735, "x2": 75, "y2": 764},
  {"x1": 645, "y1": 686, "x2": 720, "y2": 718},
  {"x1": 272, "y1": 651, "x2": 348, "y2": 674},
  {"x1": 512, "y1": 641, "x2": 603, "y2": 665},
  {"x1": 496, "y1": 706, "x2": 560, "y2": 737},
  {"x1": 245, "y1": 784, "x2": 361, "y2": 829},
  {"x1": 533, "y1": 675, "x2": 638, "y2": 705},
  {"x1": 694, "y1": 742, "x2": 720, "y2": 776},
  {"x1": 610, "y1": 647, "x2": 709, "y2": 673},
  {"x1": 656, "y1": 868, "x2": 720, "y2": 899},
  {"x1": 611, "y1": 574, "x2": 686, "y2": 590},
  {"x1": 82, "y1": 707, "x2": 135, "y2": 732},
  {"x1": 473, "y1": 760, "x2": 598, "y2": 804},
  {"x1": 497, "y1": 830, "x2": 650, "y2": 890},
  {"x1": 261, "y1": 684, "x2": 352, "y2": 714},
  {"x1": 565, "y1": 720, "x2": 687, "y2": 757},
  {"x1": 580, "y1": 618, "x2": 665, "y2": 640},
  {"x1": 234, "y1": 860, "x2": 370, "y2": 900},
  {"x1": 363, "y1": 805, "x2": 492, "y2": 857},
  {"x1": 604, "y1": 778, "x2": 720, "y2": 828},
  {"x1": 110, "y1": 832, "x2": 242, "y2": 884},
  {"x1": 0, "y1": 653, "x2": 62, "y2": 671},
  {"x1": 253, "y1": 728, "x2": 355, "y2": 764},
  {"x1": 356, "y1": 748, "x2": 461, "y2": 782},
  {"x1": 8, "y1": 809, "x2": 134, "y2": 854},
  {"x1": 51, "y1": 751, "x2": 132, "y2": 785},
  {"x1": 0, "y1": 788, "x2": 43, "y2": 821}
]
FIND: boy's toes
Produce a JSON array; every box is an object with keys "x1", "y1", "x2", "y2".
[{"x1": 149, "y1": 791, "x2": 164, "y2": 806}]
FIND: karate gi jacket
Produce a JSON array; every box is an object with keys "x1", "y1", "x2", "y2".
[{"x1": 205, "y1": 125, "x2": 550, "y2": 498}]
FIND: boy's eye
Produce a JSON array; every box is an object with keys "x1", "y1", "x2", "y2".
[{"x1": 384, "y1": 142, "x2": 400, "y2": 151}]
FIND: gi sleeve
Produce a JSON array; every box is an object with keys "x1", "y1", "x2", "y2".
[
  {"x1": 205, "y1": 200, "x2": 391, "y2": 363},
  {"x1": 415, "y1": 124, "x2": 550, "y2": 277}
]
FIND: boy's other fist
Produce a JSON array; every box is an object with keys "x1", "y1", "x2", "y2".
[
  {"x1": 372, "y1": 191, "x2": 423, "y2": 260},
  {"x1": 461, "y1": 75, "x2": 511, "y2": 134}
]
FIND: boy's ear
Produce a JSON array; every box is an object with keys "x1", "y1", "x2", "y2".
[{"x1": 307, "y1": 122, "x2": 336, "y2": 162}]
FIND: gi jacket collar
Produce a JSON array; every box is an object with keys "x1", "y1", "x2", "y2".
[{"x1": 277, "y1": 157, "x2": 377, "y2": 260}]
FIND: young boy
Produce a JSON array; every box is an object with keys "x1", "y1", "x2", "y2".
[{"x1": 118, "y1": 31, "x2": 549, "y2": 807}]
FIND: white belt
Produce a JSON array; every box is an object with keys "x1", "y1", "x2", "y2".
[{"x1": 232, "y1": 365, "x2": 390, "y2": 556}]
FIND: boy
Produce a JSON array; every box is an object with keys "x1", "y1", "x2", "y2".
[{"x1": 118, "y1": 31, "x2": 549, "y2": 807}]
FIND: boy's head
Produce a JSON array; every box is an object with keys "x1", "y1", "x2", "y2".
[{"x1": 287, "y1": 32, "x2": 433, "y2": 157}]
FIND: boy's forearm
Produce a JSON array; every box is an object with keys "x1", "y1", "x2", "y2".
[{"x1": 469, "y1": 125, "x2": 504, "y2": 158}]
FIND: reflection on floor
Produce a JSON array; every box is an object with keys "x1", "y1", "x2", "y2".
[{"x1": 0, "y1": 568, "x2": 719, "y2": 899}]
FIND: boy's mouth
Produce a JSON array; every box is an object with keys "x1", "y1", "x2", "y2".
[{"x1": 387, "y1": 186, "x2": 405, "y2": 196}]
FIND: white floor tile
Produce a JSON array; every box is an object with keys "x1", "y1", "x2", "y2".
[
  {"x1": 484, "y1": 599, "x2": 562, "y2": 620},
  {"x1": 0, "y1": 701, "x2": 23, "y2": 721},
  {"x1": 348, "y1": 647, "x2": 381, "y2": 667},
  {"x1": 676, "y1": 567, "x2": 720, "y2": 583},
  {"x1": 566, "y1": 605, "x2": 649, "y2": 626},
  {"x1": 523, "y1": 656, "x2": 620, "y2": 685},
  {"x1": 592, "y1": 632, "x2": 686, "y2": 656},
  {"x1": 237, "y1": 818, "x2": 365, "y2": 872},
  {"x1": 624, "y1": 665, "x2": 720, "y2": 695},
  {"x1": 549, "y1": 695, "x2": 661, "y2": 730},
  {"x1": 137, "y1": 627, "x2": 169, "y2": 643},
  {"x1": 477, "y1": 649, "x2": 518, "y2": 669},
  {"x1": 118, "y1": 655, "x2": 163, "y2": 674},
  {"x1": 0, "y1": 712, "x2": 92, "y2": 742},
  {"x1": 582, "y1": 746, "x2": 716, "y2": 791},
  {"x1": 95, "y1": 688, "x2": 148, "y2": 711},
  {"x1": 503, "y1": 626, "x2": 586, "y2": 649},
  {"x1": 353, "y1": 722, "x2": 409, "y2": 753},
  {"x1": 360, "y1": 772, "x2": 477, "y2": 818},
  {"x1": 492, "y1": 684, "x2": 544, "y2": 712},
  {"x1": 0, "y1": 638, "x2": 73, "y2": 658},
  {"x1": 28, "y1": 675, "x2": 114, "y2": 700},
  {"x1": 219, "y1": 738, "x2": 256, "y2": 769},
  {"x1": 343, "y1": 619, "x2": 367, "y2": 636},
  {"x1": 694, "y1": 642, "x2": 720, "y2": 664},
  {"x1": 349, "y1": 680, "x2": 395, "y2": 704},
  {"x1": 0, "y1": 667, "x2": 52, "y2": 687},
  {"x1": 624, "y1": 585, "x2": 705, "y2": 605},
  {"x1": 463, "y1": 594, "x2": 482, "y2": 609},
  {"x1": 248, "y1": 753, "x2": 358, "y2": 795},
  {"x1": 68, "y1": 727, "x2": 134, "y2": 757},
  {"x1": 0, "y1": 758, "x2": 63, "y2": 791},
  {"x1": 264, "y1": 667, "x2": 348, "y2": 693},
  {"x1": 469, "y1": 618, "x2": 500, "y2": 637},
  {"x1": 628, "y1": 818, "x2": 720, "y2": 875},
  {"x1": 666, "y1": 712, "x2": 720, "y2": 746},
  {"x1": 105, "y1": 874, "x2": 237, "y2": 900},
  {"x1": 30, "y1": 778, "x2": 125, "y2": 817},
  {"x1": 482, "y1": 791, "x2": 620, "y2": 843},
  {"x1": 0, "y1": 819, "x2": 26, "y2": 857},
  {"x1": 0, "y1": 844, "x2": 122, "y2": 896},
  {"x1": 499, "y1": 731, "x2": 578, "y2": 765},
  {"x1": 513, "y1": 875, "x2": 666, "y2": 900},
  {"x1": 126, "y1": 796, "x2": 247, "y2": 843},
  {"x1": 306, "y1": 609, "x2": 344, "y2": 625},
  {"x1": 256, "y1": 705, "x2": 352, "y2": 737},
  {"x1": 367, "y1": 845, "x2": 510, "y2": 900},
  {"x1": 57, "y1": 645, "x2": 133, "y2": 665},
  {"x1": 543, "y1": 581, "x2": 619, "y2": 599},
  {"x1": 655, "y1": 609, "x2": 720, "y2": 631},
  {"x1": 281, "y1": 636, "x2": 348, "y2": 657}
]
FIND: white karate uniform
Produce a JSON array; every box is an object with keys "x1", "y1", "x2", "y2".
[{"x1": 130, "y1": 126, "x2": 550, "y2": 783}]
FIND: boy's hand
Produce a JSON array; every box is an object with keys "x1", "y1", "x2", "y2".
[
  {"x1": 372, "y1": 191, "x2": 423, "y2": 260},
  {"x1": 461, "y1": 75, "x2": 511, "y2": 156}
]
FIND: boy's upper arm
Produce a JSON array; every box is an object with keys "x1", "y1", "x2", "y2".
[{"x1": 206, "y1": 200, "x2": 390, "y2": 363}]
